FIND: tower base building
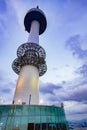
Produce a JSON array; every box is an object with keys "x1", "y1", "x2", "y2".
[
  {"x1": 0, "y1": 105, "x2": 68, "y2": 130},
  {"x1": 0, "y1": 7, "x2": 69, "y2": 130}
]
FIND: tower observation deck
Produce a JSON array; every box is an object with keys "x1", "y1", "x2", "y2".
[{"x1": 12, "y1": 7, "x2": 47, "y2": 105}]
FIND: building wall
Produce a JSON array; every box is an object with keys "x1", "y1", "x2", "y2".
[{"x1": 0, "y1": 105, "x2": 68, "y2": 130}]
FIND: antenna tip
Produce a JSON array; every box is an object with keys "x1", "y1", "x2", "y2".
[{"x1": 36, "y1": 5, "x2": 39, "y2": 9}]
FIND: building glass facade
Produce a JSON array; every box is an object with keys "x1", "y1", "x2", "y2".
[{"x1": 0, "y1": 105, "x2": 68, "y2": 130}]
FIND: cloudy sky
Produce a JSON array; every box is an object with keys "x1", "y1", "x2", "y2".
[{"x1": 0, "y1": 0, "x2": 87, "y2": 121}]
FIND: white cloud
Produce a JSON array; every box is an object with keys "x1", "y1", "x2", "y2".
[
  {"x1": 80, "y1": 35, "x2": 87, "y2": 50},
  {"x1": 8, "y1": 0, "x2": 26, "y2": 28},
  {"x1": 64, "y1": 100, "x2": 87, "y2": 120}
]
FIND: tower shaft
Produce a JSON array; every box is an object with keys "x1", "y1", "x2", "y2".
[
  {"x1": 14, "y1": 65, "x2": 39, "y2": 104},
  {"x1": 14, "y1": 20, "x2": 40, "y2": 105},
  {"x1": 28, "y1": 20, "x2": 39, "y2": 44},
  {"x1": 12, "y1": 7, "x2": 47, "y2": 105}
]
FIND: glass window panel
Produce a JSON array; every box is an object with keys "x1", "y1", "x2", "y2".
[
  {"x1": 15, "y1": 106, "x2": 22, "y2": 116},
  {"x1": 51, "y1": 116, "x2": 56, "y2": 122},
  {"x1": 41, "y1": 116, "x2": 46, "y2": 123},
  {"x1": 55, "y1": 116, "x2": 59, "y2": 123},
  {"x1": 51, "y1": 107, "x2": 55, "y2": 116},
  {"x1": 0, "y1": 106, "x2": 4, "y2": 113},
  {"x1": 9, "y1": 108, "x2": 15, "y2": 116},
  {"x1": 29, "y1": 106, "x2": 35, "y2": 116},
  {"x1": 21, "y1": 116, "x2": 28, "y2": 124},
  {"x1": 22, "y1": 106, "x2": 29, "y2": 115},
  {"x1": 47, "y1": 116, "x2": 52, "y2": 123},
  {"x1": 0, "y1": 117, "x2": 6, "y2": 129},
  {"x1": 58, "y1": 109, "x2": 62, "y2": 123},
  {"x1": 29, "y1": 116, "x2": 35, "y2": 123},
  {"x1": 55, "y1": 108, "x2": 58, "y2": 116},
  {"x1": 41, "y1": 106, "x2": 46, "y2": 115},
  {"x1": 35, "y1": 106, "x2": 40, "y2": 115},
  {"x1": 0, "y1": 106, "x2": 9, "y2": 116},
  {"x1": 21, "y1": 116, "x2": 28, "y2": 130},
  {"x1": 20, "y1": 124, "x2": 27, "y2": 130},
  {"x1": 46, "y1": 107, "x2": 51, "y2": 116},
  {"x1": 9, "y1": 106, "x2": 17, "y2": 117},
  {"x1": 35, "y1": 116, "x2": 40, "y2": 123},
  {"x1": 6, "y1": 116, "x2": 13, "y2": 129},
  {"x1": 14, "y1": 116, "x2": 21, "y2": 128}
]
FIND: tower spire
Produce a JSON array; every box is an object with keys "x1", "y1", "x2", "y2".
[{"x1": 36, "y1": 5, "x2": 39, "y2": 8}]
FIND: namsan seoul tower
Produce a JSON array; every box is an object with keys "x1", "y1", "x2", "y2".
[
  {"x1": 0, "y1": 6, "x2": 68, "y2": 130},
  {"x1": 12, "y1": 6, "x2": 47, "y2": 105}
]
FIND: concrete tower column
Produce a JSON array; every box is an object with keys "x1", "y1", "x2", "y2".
[
  {"x1": 14, "y1": 20, "x2": 40, "y2": 105},
  {"x1": 28, "y1": 20, "x2": 39, "y2": 44},
  {"x1": 14, "y1": 65, "x2": 39, "y2": 104},
  {"x1": 12, "y1": 7, "x2": 47, "y2": 105}
]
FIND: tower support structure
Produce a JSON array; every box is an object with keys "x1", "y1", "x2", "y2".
[
  {"x1": 12, "y1": 7, "x2": 47, "y2": 105},
  {"x1": 0, "y1": 6, "x2": 69, "y2": 130}
]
